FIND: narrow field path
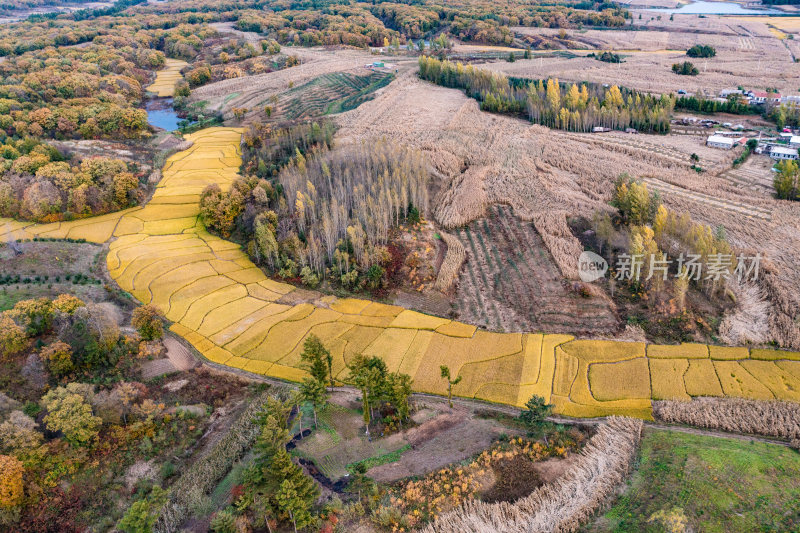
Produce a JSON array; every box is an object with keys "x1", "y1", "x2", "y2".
[{"x1": 3, "y1": 127, "x2": 800, "y2": 420}]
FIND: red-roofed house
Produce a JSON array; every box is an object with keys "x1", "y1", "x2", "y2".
[{"x1": 750, "y1": 91, "x2": 769, "y2": 104}]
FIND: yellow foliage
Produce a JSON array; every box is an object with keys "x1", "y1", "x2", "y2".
[{"x1": 0, "y1": 455, "x2": 24, "y2": 509}]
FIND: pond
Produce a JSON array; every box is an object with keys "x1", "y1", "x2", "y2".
[
  {"x1": 145, "y1": 99, "x2": 189, "y2": 132},
  {"x1": 647, "y1": 1, "x2": 781, "y2": 14}
]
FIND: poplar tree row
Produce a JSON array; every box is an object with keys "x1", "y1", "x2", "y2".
[{"x1": 418, "y1": 56, "x2": 673, "y2": 133}]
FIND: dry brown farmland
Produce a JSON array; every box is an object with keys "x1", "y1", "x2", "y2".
[
  {"x1": 335, "y1": 59, "x2": 800, "y2": 348},
  {"x1": 506, "y1": 14, "x2": 799, "y2": 95},
  {"x1": 451, "y1": 204, "x2": 618, "y2": 335}
]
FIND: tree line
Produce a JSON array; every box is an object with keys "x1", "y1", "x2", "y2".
[
  {"x1": 418, "y1": 56, "x2": 673, "y2": 133},
  {"x1": 674, "y1": 95, "x2": 760, "y2": 115},
  {"x1": 202, "y1": 121, "x2": 429, "y2": 292}
]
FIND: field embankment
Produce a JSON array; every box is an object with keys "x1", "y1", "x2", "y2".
[{"x1": 4, "y1": 128, "x2": 800, "y2": 420}]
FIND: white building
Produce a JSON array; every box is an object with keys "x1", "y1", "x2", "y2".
[
  {"x1": 770, "y1": 146, "x2": 799, "y2": 160},
  {"x1": 706, "y1": 135, "x2": 735, "y2": 149},
  {"x1": 790, "y1": 136, "x2": 800, "y2": 149}
]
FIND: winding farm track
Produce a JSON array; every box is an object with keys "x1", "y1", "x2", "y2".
[{"x1": 3, "y1": 127, "x2": 800, "y2": 419}]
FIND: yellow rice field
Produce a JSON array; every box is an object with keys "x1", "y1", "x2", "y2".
[
  {"x1": 147, "y1": 58, "x2": 189, "y2": 97},
  {"x1": 4, "y1": 126, "x2": 800, "y2": 419}
]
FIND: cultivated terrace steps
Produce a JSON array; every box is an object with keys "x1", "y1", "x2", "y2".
[{"x1": 2, "y1": 127, "x2": 799, "y2": 420}]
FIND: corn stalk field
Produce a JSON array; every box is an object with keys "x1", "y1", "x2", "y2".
[{"x1": 452, "y1": 204, "x2": 618, "y2": 335}]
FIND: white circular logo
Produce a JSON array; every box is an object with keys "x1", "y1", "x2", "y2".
[{"x1": 577, "y1": 251, "x2": 608, "y2": 282}]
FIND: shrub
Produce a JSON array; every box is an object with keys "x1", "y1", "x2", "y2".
[
  {"x1": 8, "y1": 298, "x2": 53, "y2": 336},
  {"x1": 686, "y1": 44, "x2": 716, "y2": 58},
  {"x1": 52, "y1": 294, "x2": 85, "y2": 315},
  {"x1": 132, "y1": 305, "x2": 164, "y2": 341},
  {"x1": 671, "y1": 61, "x2": 699, "y2": 76},
  {"x1": 210, "y1": 509, "x2": 236, "y2": 533},
  {"x1": 118, "y1": 486, "x2": 168, "y2": 533},
  {"x1": 0, "y1": 411, "x2": 42, "y2": 454},
  {"x1": 0, "y1": 314, "x2": 27, "y2": 359}
]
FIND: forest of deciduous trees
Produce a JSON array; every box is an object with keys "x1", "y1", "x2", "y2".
[
  {"x1": 234, "y1": 0, "x2": 628, "y2": 47},
  {"x1": 202, "y1": 121, "x2": 429, "y2": 291},
  {"x1": 0, "y1": 139, "x2": 141, "y2": 222},
  {"x1": 418, "y1": 56, "x2": 673, "y2": 133}
]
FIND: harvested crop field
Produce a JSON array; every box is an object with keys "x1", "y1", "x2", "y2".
[
  {"x1": 189, "y1": 48, "x2": 414, "y2": 119},
  {"x1": 3, "y1": 126, "x2": 800, "y2": 420},
  {"x1": 498, "y1": 16, "x2": 799, "y2": 95},
  {"x1": 451, "y1": 204, "x2": 618, "y2": 335}
]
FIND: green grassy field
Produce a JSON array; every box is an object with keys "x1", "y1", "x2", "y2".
[{"x1": 588, "y1": 429, "x2": 800, "y2": 533}]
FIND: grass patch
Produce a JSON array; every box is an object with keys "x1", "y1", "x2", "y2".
[
  {"x1": 589, "y1": 429, "x2": 800, "y2": 532},
  {"x1": 346, "y1": 444, "x2": 411, "y2": 474}
]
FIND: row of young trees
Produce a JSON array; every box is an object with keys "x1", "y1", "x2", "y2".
[
  {"x1": 203, "y1": 121, "x2": 429, "y2": 291},
  {"x1": 418, "y1": 56, "x2": 673, "y2": 133},
  {"x1": 674, "y1": 95, "x2": 759, "y2": 115}
]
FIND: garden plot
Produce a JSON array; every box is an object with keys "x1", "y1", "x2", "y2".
[
  {"x1": 189, "y1": 47, "x2": 410, "y2": 118},
  {"x1": 275, "y1": 71, "x2": 394, "y2": 121},
  {"x1": 452, "y1": 204, "x2": 618, "y2": 335}
]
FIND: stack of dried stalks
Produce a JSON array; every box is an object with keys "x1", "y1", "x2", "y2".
[
  {"x1": 435, "y1": 231, "x2": 466, "y2": 292},
  {"x1": 653, "y1": 397, "x2": 800, "y2": 440},
  {"x1": 420, "y1": 416, "x2": 643, "y2": 533}
]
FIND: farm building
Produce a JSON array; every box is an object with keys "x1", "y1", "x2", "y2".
[
  {"x1": 790, "y1": 136, "x2": 800, "y2": 149},
  {"x1": 706, "y1": 134, "x2": 735, "y2": 149},
  {"x1": 770, "y1": 146, "x2": 799, "y2": 160},
  {"x1": 749, "y1": 91, "x2": 769, "y2": 104}
]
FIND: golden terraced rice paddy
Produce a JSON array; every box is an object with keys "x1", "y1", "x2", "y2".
[
  {"x1": 147, "y1": 58, "x2": 189, "y2": 97},
  {"x1": 3, "y1": 127, "x2": 800, "y2": 419}
]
